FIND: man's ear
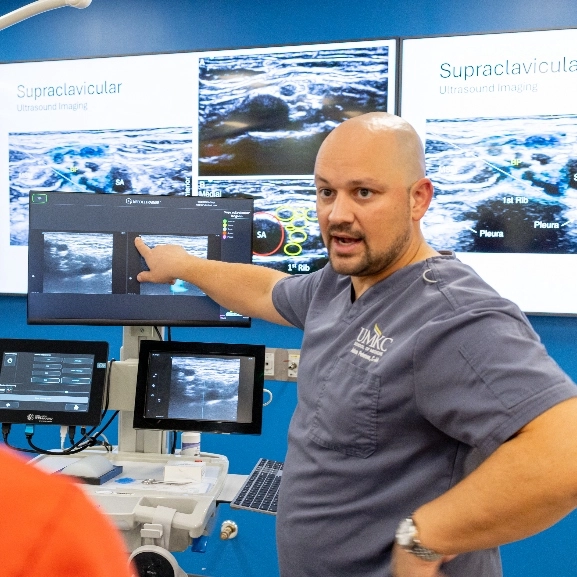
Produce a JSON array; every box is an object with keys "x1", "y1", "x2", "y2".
[{"x1": 410, "y1": 178, "x2": 434, "y2": 221}]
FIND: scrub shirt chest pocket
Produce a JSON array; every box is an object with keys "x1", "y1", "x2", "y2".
[{"x1": 308, "y1": 357, "x2": 381, "y2": 458}]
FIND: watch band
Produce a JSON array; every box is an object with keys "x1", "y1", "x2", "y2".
[
  {"x1": 410, "y1": 541, "x2": 444, "y2": 562},
  {"x1": 395, "y1": 516, "x2": 443, "y2": 562}
]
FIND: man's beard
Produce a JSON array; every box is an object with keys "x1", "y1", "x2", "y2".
[{"x1": 326, "y1": 223, "x2": 411, "y2": 278}]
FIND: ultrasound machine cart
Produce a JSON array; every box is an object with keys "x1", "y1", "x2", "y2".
[
  {"x1": 36, "y1": 449, "x2": 229, "y2": 552},
  {"x1": 32, "y1": 328, "x2": 247, "y2": 574}
]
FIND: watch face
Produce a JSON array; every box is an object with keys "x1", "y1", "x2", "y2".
[{"x1": 395, "y1": 518, "x2": 417, "y2": 548}]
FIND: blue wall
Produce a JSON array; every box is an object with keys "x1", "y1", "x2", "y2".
[{"x1": 1, "y1": 1, "x2": 577, "y2": 576}]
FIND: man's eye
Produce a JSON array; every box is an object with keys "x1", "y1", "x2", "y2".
[
  {"x1": 358, "y1": 188, "x2": 372, "y2": 198},
  {"x1": 318, "y1": 189, "x2": 332, "y2": 197}
]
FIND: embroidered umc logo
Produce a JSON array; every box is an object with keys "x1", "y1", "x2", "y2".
[{"x1": 350, "y1": 323, "x2": 393, "y2": 363}]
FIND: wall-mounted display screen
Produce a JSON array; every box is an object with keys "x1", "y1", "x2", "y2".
[
  {"x1": 401, "y1": 29, "x2": 577, "y2": 315},
  {"x1": 27, "y1": 192, "x2": 254, "y2": 326},
  {"x1": 0, "y1": 38, "x2": 397, "y2": 295}
]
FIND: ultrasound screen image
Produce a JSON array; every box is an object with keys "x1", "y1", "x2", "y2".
[
  {"x1": 10, "y1": 127, "x2": 193, "y2": 246},
  {"x1": 139, "y1": 234, "x2": 208, "y2": 296},
  {"x1": 424, "y1": 114, "x2": 577, "y2": 253},
  {"x1": 167, "y1": 356, "x2": 241, "y2": 421},
  {"x1": 198, "y1": 45, "x2": 390, "y2": 176},
  {"x1": 43, "y1": 232, "x2": 113, "y2": 294}
]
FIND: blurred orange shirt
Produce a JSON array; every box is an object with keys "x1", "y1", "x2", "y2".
[{"x1": 0, "y1": 445, "x2": 134, "y2": 577}]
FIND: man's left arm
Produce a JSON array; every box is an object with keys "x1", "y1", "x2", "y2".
[{"x1": 393, "y1": 396, "x2": 577, "y2": 576}]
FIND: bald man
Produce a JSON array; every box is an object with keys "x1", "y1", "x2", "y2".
[{"x1": 135, "y1": 113, "x2": 577, "y2": 577}]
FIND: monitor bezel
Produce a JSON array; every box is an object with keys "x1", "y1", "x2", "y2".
[
  {"x1": 26, "y1": 191, "x2": 254, "y2": 327},
  {"x1": 133, "y1": 340, "x2": 265, "y2": 435},
  {"x1": 0, "y1": 338, "x2": 109, "y2": 426}
]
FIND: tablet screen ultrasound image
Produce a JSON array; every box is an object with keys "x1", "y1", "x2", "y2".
[
  {"x1": 425, "y1": 114, "x2": 577, "y2": 254},
  {"x1": 134, "y1": 342, "x2": 264, "y2": 434},
  {"x1": 166, "y1": 356, "x2": 242, "y2": 422}
]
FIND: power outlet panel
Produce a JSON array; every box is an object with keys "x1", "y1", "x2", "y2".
[
  {"x1": 264, "y1": 347, "x2": 294, "y2": 381},
  {"x1": 264, "y1": 350, "x2": 276, "y2": 376},
  {"x1": 287, "y1": 349, "x2": 300, "y2": 381}
]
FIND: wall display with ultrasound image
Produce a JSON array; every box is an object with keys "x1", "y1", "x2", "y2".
[
  {"x1": 133, "y1": 341, "x2": 265, "y2": 435},
  {"x1": 9, "y1": 127, "x2": 193, "y2": 247},
  {"x1": 424, "y1": 115, "x2": 577, "y2": 254},
  {"x1": 28, "y1": 192, "x2": 254, "y2": 326},
  {"x1": 199, "y1": 178, "x2": 328, "y2": 274},
  {"x1": 401, "y1": 28, "x2": 577, "y2": 314},
  {"x1": 0, "y1": 339, "x2": 108, "y2": 427},
  {"x1": 198, "y1": 43, "x2": 393, "y2": 177},
  {"x1": 0, "y1": 38, "x2": 396, "y2": 295}
]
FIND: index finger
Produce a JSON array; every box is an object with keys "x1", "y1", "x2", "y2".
[{"x1": 134, "y1": 236, "x2": 150, "y2": 256}]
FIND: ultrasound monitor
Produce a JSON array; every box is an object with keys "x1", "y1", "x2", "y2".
[
  {"x1": 133, "y1": 341, "x2": 265, "y2": 435},
  {"x1": 0, "y1": 339, "x2": 108, "y2": 426},
  {"x1": 27, "y1": 192, "x2": 254, "y2": 326}
]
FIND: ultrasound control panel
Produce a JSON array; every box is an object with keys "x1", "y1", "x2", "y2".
[
  {"x1": 0, "y1": 351, "x2": 95, "y2": 413},
  {"x1": 0, "y1": 339, "x2": 108, "y2": 426}
]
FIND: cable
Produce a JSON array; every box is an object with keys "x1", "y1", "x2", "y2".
[
  {"x1": 90, "y1": 410, "x2": 119, "y2": 442},
  {"x1": 24, "y1": 410, "x2": 120, "y2": 455},
  {"x1": 16, "y1": 359, "x2": 118, "y2": 456},
  {"x1": 68, "y1": 425, "x2": 76, "y2": 446},
  {"x1": 170, "y1": 430, "x2": 177, "y2": 454},
  {"x1": 60, "y1": 425, "x2": 67, "y2": 451},
  {"x1": 2, "y1": 422, "x2": 10, "y2": 443},
  {"x1": 1, "y1": 423, "x2": 36, "y2": 454},
  {"x1": 98, "y1": 433, "x2": 113, "y2": 452},
  {"x1": 154, "y1": 326, "x2": 163, "y2": 341},
  {"x1": 102, "y1": 359, "x2": 114, "y2": 415},
  {"x1": 166, "y1": 326, "x2": 172, "y2": 342}
]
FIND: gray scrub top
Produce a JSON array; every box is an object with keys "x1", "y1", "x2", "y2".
[{"x1": 272, "y1": 253, "x2": 576, "y2": 577}]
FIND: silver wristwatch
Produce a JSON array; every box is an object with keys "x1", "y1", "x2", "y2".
[{"x1": 395, "y1": 517, "x2": 443, "y2": 562}]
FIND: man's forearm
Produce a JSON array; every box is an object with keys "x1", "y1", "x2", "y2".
[
  {"x1": 175, "y1": 256, "x2": 290, "y2": 325},
  {"x1": 413, "y1": 397, "x2": 577, "y2": 555}
]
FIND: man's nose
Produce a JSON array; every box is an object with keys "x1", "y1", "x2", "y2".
[{"x1": 327, "y1": 193, "x2": 355, "y2": 223}]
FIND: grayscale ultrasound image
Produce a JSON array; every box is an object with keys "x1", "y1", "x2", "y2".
[
  {"x1": 139, "y1": 234, "x2": 208, "y2": 296},
  {"x1": 168, "y1": 356, "x2": 241, "y2": 421},
  {"x1": 43, "y1": 232, "x2": 113, "y2": 294},
  {"x1": 198, "y1": 45, "x2": 390, "y2": 176}
]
